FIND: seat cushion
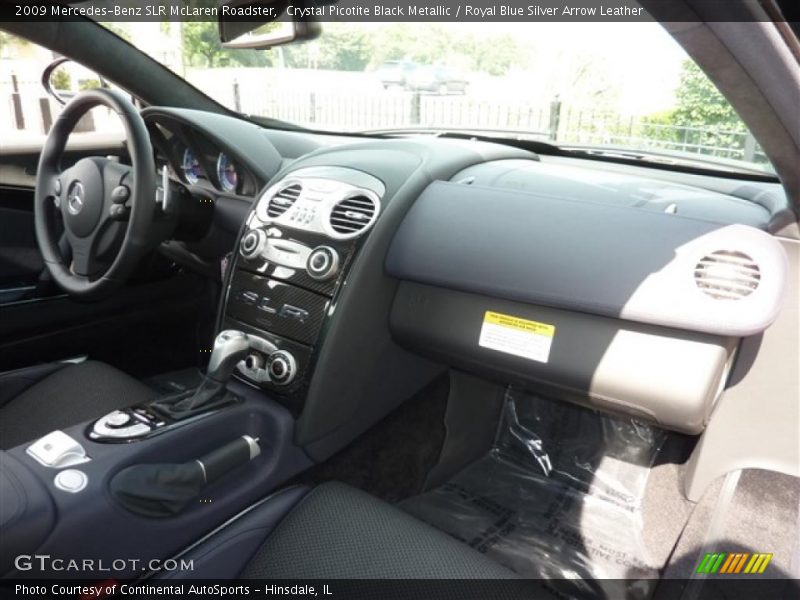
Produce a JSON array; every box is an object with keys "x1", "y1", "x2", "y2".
[
  {"x1": 242, "y1": 481, "x2": 518, "y2": 579},
  {"x1": 154, "y1": 485, "x2": 312, "y2": 580},
  {"x1": 0, "y1": 361, "x2": 155, "y2": 449}
]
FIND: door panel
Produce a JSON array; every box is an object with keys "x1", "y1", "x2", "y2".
[
  {"x1": 0, "y1": 271, "x2": 215, "y2": 378},
  {"x1": 0, "y1": 186, "x2": 41, "y2": 294}
]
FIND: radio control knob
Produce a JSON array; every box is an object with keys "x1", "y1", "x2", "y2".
[
  {"x1": 267, "y1": 350, "x2": 296, "y2": 386},
  {"x1": 306, "y1": 246, "x2": 340, "y2": 281},
  {"x1": 105, "y1": 411, "x2": 132, "y2": 428},
  {"x1": 240, "y1": 229, "x2": 267, "y2": 260}
]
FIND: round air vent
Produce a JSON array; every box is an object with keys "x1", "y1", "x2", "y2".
[
  {"x1": 329, "y1": 195, "x2": 377, "y2": 235},
  {"x1": 266, "y1": 183, "x2": 301, "y2": 218},
  {"x1": 694, "y1": 250, "x2": 760, "y2": 300}
]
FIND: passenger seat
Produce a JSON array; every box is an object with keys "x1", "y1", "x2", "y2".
[{"x1": 158, "y1": 482, "x2": 518, "y2": 580}]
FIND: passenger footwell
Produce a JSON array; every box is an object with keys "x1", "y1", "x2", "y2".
[{"x1": 401, "y1": 390, "x2": 676, "y2": 598}]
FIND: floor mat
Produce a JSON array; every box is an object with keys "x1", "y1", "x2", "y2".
[{"x1": 401, "y1": 389, "x2": 667, "y2": 599}]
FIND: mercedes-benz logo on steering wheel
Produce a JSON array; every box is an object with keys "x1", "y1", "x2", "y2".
[{"x1": 67, "y1": 182, "x2": 85, "y2": 215}]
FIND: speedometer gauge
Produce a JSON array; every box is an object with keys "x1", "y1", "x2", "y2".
[
  {"x1": 182, "y1": 148, "x2": 202, "y2": 184},
  {"x1": 216, "y1": 153, "x2": 238, "y2": 193}
]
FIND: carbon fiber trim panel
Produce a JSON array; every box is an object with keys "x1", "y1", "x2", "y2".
[{"x1": 227, "y1": 272, "x2": 329, "y2": 345}]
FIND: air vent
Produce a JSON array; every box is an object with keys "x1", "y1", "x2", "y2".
[
  {"x1": 329, "y1": 195, "x2": 377, "y2": 235},
  {"x1": 266, "y1": 183, "x2": 301, "y2": 218},
  {"x1": 694, "y1": 250, "x2": 760, "y2": 300}
]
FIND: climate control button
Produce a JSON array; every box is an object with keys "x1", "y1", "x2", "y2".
[
  {"x1": 306, "y1": 246, "x2": 340, "y2": 281},
  {"x1": 239, "y1": 229, "x2": 267, "y2": 259}
]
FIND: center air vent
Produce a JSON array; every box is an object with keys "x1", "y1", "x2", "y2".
[
  {"x1": 694, "y1": 250, "x2": 760, "y2": 300},
  {"x1": 329, "y1": 195, "x2": 377, "y2": 235},
  {"x1": 266, "y1": 183, "x2": 301, "y2": 218}
]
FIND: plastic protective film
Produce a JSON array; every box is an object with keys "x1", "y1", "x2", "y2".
[{"x1": 401, "y1": 389, "x2": 666, "y2": 598}]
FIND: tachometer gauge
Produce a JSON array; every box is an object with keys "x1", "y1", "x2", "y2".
[
  {"x1": 216, "y1": 153, "x2": 238, "y2": 193},
  {"x1": 182, "y1": 148, "x2": 202, "y2": 184}
]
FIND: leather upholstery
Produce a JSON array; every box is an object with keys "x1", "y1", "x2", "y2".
[
  {"x1": 158, "y1": 481, "x2": 517, "y2": 581},
  {"x1": 0, "y1": 361, "x2": 154, "y2": 449}
]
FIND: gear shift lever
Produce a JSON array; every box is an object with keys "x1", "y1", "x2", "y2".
[
  {"x1": 151, "y1": 330, "x2": 251, "y2": 419},
  {"x1": 90, "y1": 330, "x2": 253, "y2": 440},
  {"x1": 206, "y1": 330, "x2": 251, "y2": 384}
]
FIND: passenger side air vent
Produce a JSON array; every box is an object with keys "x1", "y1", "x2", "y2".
[
  {"x1": 694, "y1": 250, "x2": 760, "y2": 300},
  {"x1": 329, "y1": 195, "x2": 377, "y2": 235},
  {"x1": 267, "y1": 183, "x2": 301, "y2": 218}
]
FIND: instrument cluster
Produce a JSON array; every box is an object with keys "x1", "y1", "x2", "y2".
[
  {"x1": 180, "y1": 147, "x2": 247, "y2": 195},
  {"x1": 146, "y1": 117, "x2": 256, "y2": 197}
]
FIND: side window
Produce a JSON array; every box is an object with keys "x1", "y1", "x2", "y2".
[{"x1": 0, "y1": 32, "x2": 123, "y2": 144}]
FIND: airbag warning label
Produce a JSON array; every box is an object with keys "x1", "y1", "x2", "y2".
[{"x1": 479, "y1": 311, "x2": 555, "y2": 363}]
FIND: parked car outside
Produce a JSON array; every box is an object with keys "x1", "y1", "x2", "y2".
[
  {"x1": 376, "y1": 59, "x2": 417, "y2": 89},
  {"x1": 408, "y1": 65, "x2": 469, "y2": 94}
]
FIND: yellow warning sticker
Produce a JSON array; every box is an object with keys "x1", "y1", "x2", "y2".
[{"x1": 479, "y1": 311, "x2": 555, "y2": 363}]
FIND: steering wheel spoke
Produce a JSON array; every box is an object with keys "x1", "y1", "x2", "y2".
[
  {"x1": 69, "y1": 242, "x2": 102, "y2": 279},
  {"x1": 61, "y1": 218, "x2": 103, "y2": 278}
]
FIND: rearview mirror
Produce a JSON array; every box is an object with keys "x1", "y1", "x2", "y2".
[{"x1": 218, "y1": 1, "x2": 321, "y2": 49}]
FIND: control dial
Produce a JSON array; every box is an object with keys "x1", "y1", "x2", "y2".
[
  {"x1": 105, "y1": 410, "x2": 133, "y2": 429},
  {"x1": 267, "y1": 350, "x2": 297, "y2": 386},
  {"x1": 239, "y1": 229, "x2": 267, "y2": 260},
  {"x1": 306, "y1": 246, "x2": 340, "y2": 281},
  {"x1": 244, "y1": 353, "x2": 264, "y2": 372}
]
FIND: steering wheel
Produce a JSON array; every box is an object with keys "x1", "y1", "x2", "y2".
[{"x1": 34, "y1": 88, "x2": 159, "y2": 299}]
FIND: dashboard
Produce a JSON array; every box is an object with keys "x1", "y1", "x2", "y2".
[{"x1": 138, "y1": 107, "x2": 791, "y2": 458}]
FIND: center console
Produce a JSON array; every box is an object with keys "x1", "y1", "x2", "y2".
[
  {"x1": 219, "y1": 166, "x2": 386, "y2": 414},
  {"x1": 1, "y1": 365, "x2": 312, "y2": 578}
]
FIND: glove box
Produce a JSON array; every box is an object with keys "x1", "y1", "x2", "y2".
[{"x1": 390, "y1": 282, "x2": 737, "y2": 434}]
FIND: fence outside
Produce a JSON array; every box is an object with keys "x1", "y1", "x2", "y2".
[
  {"x1": 236, "y1": 89, "x2": 766, "y2": 165},
  {"x1": 1, "y1": 74, "x2": 120, "y2": 139},
  {"x1": 3, "y1": 69, "x2": 767, "y2": 168},
  {"x1": 1, "y1": 75, "x2": 56, "y2": 137}
]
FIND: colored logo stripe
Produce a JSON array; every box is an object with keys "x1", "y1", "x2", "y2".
[
  {"x1": 745, "y1": 553, "x2": 773, "y2": 574},
  {"x1": 697, "y1": 552, "x2": 773, "y2": 574}
]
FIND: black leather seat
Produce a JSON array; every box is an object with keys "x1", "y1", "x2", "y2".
[
  {"x1": 0, "y1": 361, "x2": 153, "y2": 450},
  {"x1": 157, "y1": 481, "x2": 518, "y2": 581}
]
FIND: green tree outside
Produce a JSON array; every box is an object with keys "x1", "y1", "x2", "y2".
[
  {"x1": 643, "y1": 60, "x2": 750, "y2": 158},
  {"x1": 182, "y1": 21, "x2": 526, "y2": 76},
  {"x1": 672, "y1": 60, "x2": 746, "y2": 131},
  {"x1": 183, "y1": 22, "x2": 274, "y2": 68}
]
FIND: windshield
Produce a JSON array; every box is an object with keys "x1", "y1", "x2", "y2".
[{"x1": 4, "y1": 18, "x2": 774, "y2": 175}]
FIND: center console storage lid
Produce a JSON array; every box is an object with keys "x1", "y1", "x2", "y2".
[{"x1": 385, "y1": 181, "x2": 788, "y2": 337}]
